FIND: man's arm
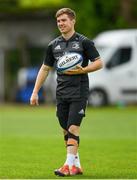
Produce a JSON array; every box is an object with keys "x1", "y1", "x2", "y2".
[
  {"x1": 83, "y1": 58, "x2": 103, "y2": 73},
  {"x1": 30, "y1": 64, "x2": 52, "y2": 105},
  {"x1": 64, "y1": 58, "x2": 103, "y2": 75}
]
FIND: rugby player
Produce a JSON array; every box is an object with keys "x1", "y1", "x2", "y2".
[{"x1": 30, "y1": 8, "x2": 103, "y2": 176}]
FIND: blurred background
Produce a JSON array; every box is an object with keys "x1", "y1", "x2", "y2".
[
  {"x1": 0, "y1": 1, "x2": 137, "y2": 178},
  {"x1": 0, "y1": 0, "x2": 137, "y2": 106}
]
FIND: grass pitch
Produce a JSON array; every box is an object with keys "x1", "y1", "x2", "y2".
[{"x1": 0, "y1": 105, "x2": 137, "y2": 179}]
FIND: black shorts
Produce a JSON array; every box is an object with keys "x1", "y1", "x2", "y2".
[{"x1": 56, "y1": 98, "x2": 87, "y2": 130}]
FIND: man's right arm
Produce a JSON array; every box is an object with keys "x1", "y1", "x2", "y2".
[{"x1": 30, "y1": 64, "x2": 52, "y2": 105}]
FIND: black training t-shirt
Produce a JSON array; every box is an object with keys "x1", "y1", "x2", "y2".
[{"x1": 44, "y1": 32, "x2": 100, "y2": 99}]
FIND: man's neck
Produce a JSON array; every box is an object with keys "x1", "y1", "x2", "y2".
[{"x1": 62, "y1": 30, "x2": 75, "y2": 40}]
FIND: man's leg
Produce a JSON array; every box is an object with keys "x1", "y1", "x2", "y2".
[
  {"x1": 55, "y1": 99, "x2": 86, "y2": 176},
  {"x1": 64, "y1": 125, "x2": 83, "y2": 175},
  {"x1": 67, "y1": 125, "x2": 79, "y2": 155},
  {"x1": 62, "y1": 127, "x2": 82, "y2": 174},
  {"x1": 75, "y1": 152, "x2": 82, "y2": 171},
  {"x1": 63, "y1": 129, "x2": 68, "y2": 146},
  {"x1": 65, "y1": 99, "x2": 87, "y2": 175},
  {"x1": 55, "y1": 99, "x2": 71, "y2": 176}
]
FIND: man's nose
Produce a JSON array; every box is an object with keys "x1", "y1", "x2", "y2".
[{"x1": 59, "y1": 22, "x2": 63, "y2": 26}]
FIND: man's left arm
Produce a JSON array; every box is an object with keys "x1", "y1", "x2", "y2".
[
  {"x1": 65, "y1": 38, "x2": 103, "y2": 75},
  {"x1": 83, "y1": 58, "x2": 103, "y2": 73},
  {"x1": 65, "y1": 58, "x2": 103, "y2": 75}
]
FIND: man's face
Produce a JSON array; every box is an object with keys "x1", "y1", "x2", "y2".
[{"x1": 57, "y1": 14, "x2": 75, "y2": 34}]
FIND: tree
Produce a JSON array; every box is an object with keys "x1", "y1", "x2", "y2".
[{"x1": 68, "y1": 0, "x2": 137, "y2": 38}]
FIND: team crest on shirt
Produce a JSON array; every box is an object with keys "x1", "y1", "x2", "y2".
[{"x1": 72, "y1": 42, "x2": 80, "y2": 49}]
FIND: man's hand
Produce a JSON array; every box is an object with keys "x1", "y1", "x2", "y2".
[
  {"x1": 64, "y1": 65, "x2": 86, "y2": 75},
  {"x1": 30, "y1": 92, "x2": 39, "y2": 105},
  {"x1": 64, "y1": 59, "x2": 103, "y2": 75},
  {"x1": 29, "y1": 64, "x2": 51, "y2": 106}
]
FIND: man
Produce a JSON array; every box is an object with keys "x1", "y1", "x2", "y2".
[{"x1": 30, "y1": 8, "x2": 103, "y2": 176}]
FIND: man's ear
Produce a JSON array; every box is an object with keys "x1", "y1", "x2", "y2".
[{"x1": 72, "y1": 19, "x2": 76, "y2": 25}]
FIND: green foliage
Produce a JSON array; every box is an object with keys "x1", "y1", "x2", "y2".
[
  {"x1": 1, "y1": 0, "x2": 137, "y2": 35},
  {"x1": 1, "y1": 0, "x2": 136, "y2": 37},
  {"x1": 19, "y1": 0, "x2": 66, "y2": 8},
  {"x1": 67, "y1": 0, "x2": 137, "y2": 38},
  {"x1": 0, "y1": 0, "x2": 67, "y2": 12}
]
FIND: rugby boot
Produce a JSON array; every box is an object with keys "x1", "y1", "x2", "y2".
[
  {"x1": 76, "y1": 166, "x2": 83, "y2": 175},
  {"x1": 54, "y1": 165, "x2": 70, "y2": 176},
  {"x1": 69, "y1": 165, "x2": 83, "y2": 175}
]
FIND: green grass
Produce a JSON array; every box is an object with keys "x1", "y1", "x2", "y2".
[{"x1": 0, "y1": 105, "x2": 137, "y2": 179}]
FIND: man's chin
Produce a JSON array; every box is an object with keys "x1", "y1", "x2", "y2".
[
  {"x1": 60, "y1": 30, "x2": 66, "y2": 33},
  {"x1": 60, "y1": 30, "x2": 68, "y2": 34}
]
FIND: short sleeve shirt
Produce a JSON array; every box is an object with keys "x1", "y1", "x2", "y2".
[{"x1": 44, "y1": 32, "x2": 100, "y2": 99}]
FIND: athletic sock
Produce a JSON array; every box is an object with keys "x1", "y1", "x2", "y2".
[
  {"x1": 75, "y1": 152, "x2": 81, "y2": 168},
  {"x1": 64, "y1": 153, "x2": 75, "y2": 167}
]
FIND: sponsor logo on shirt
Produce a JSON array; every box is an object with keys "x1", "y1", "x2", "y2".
[{"x1": 55, "y1": 45, "x2": 61, "y2": 50}]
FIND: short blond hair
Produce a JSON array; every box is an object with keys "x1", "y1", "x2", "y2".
[{"x1": 55, "y1": 8, "x2": 76, "y2": 20}]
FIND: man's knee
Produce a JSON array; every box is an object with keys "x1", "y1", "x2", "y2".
[
  {"x1": 67, "y1": 131, "x2": 80, "y2": 146},
  {"x1": 67, "y1": 124, "x2": 80, "y2": 147},
  {"x1": 68, "y1": 125, "x2": 79, "y2": 136}
]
